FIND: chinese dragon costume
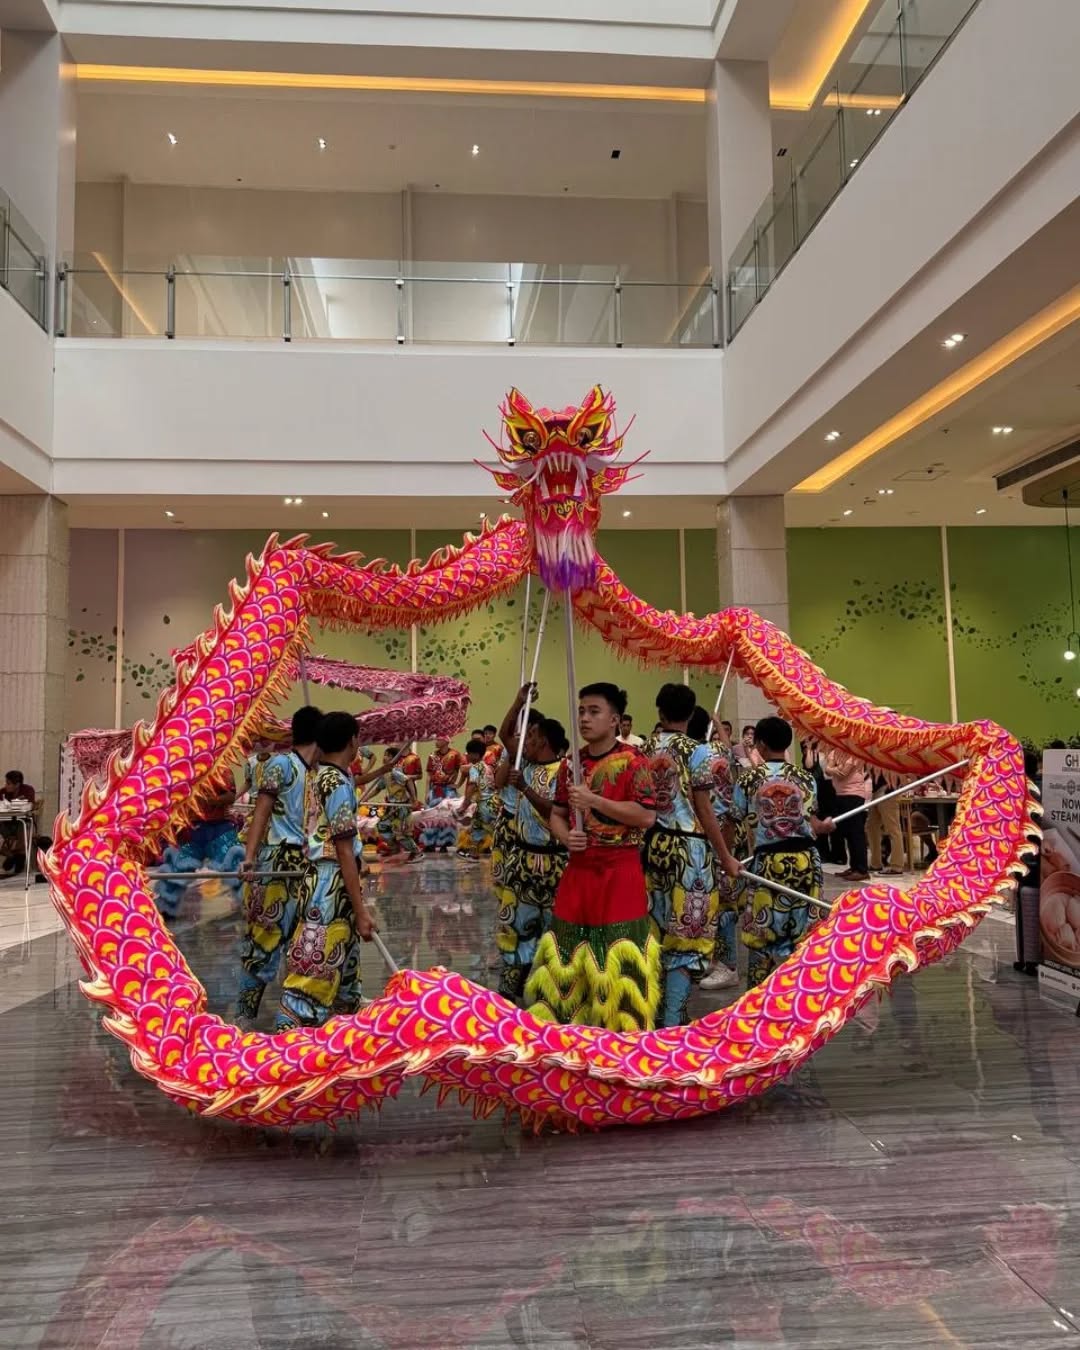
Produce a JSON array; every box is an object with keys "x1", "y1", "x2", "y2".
[{"x1": 43, "y1": 386, "x2": 1037, "y2": 1132}]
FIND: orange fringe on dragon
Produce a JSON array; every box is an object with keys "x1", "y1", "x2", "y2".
[{"x1": 43, "y1": 387, "x2": 1038, "y2": 1131}]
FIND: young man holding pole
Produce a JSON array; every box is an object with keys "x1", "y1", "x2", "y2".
[
  {"x1": 643, "y1": 684, "x2": 741, "y2": 1025},
  {"x1": 524, "y1": 682, "x2": 662, "y2": 1032},
  {"x1": 731, "y1": 717, "x2": 834, "y2": 987},
  {"x1": 493, "y1": 688, "x2": 569, "y2": 1000},
  {"x1": 234, "y1": 704, "x2": 321, "y2": 1026},
  {"x1": 276, "y1": 711, "x2": 379, "y2": 1030}
]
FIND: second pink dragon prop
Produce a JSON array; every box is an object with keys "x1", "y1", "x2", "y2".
[{"x1": 44, "y1": 386, "x2": 1037, "y2": 1131}]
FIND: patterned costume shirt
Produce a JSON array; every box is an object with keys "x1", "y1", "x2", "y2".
[
  {"x1": 731, "y1": 761, "x2": 817, "y2": 851},
  {"x1": 427, "y1": 748, "x2": 464, "y2": 791},
  {"x1": 468, "y1": 759, "x2": 498, "y2": 819},
  {"x1": 378, "y1": 752, "x2": 422, "y2": 806},
  {"x1": 309, "y1": 764, "x2": 360, "y2": 863},
  {"x1": 501, "y1": 759, "x2": 563, "y2": 846},
  {"x1": 555, "y1": 744, "x2": 656, "y2": 848},
  {"x1": 643, "y1": 731, "x2": 716, "y2": 834},
  {"x1": 258, "y1": 750, "x2": 313, "y2": 848}
]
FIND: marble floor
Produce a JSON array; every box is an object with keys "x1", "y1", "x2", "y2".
[{"x1": 2, "y1": 859, "x2": 1080, "y2": 1349}]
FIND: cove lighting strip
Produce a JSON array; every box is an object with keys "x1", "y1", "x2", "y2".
[
  {"x1": 75, "y1": 64, "x2": 707, "y2": 104},
  {"x1": 769, "y1": 0, "x2": 878, "y2": 112},
  {"x1": 794, "y1": 286, "x2": 1080, "y2": 494}
]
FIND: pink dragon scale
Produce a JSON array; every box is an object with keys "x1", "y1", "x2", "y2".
[{"x1": 43, "y1": 386, "x2": 1038, "y2": 1132}]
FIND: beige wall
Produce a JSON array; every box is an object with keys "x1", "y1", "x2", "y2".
[{"x1": 75, "y1": 181, "x2": 708, "y2": 280}]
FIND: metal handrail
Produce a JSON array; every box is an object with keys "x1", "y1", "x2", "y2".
[{"x1": 55, "y1": 261, "x2": 722, "y2": 349}]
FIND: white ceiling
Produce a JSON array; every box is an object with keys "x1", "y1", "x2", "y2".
[
  {"x1": 76, "y1": 84, "x2": 708, "y2": 199},
  {"x1": 784, "y1": 322, "x2": 1080, "y2": 530}
]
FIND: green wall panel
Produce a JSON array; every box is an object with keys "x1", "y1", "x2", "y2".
[
  {"x1": 786, "y1": 527, "x2": 950, "y2": 722},
  {"x1": 948, "y1": 525, "x2": 1076, "y2": 742}
]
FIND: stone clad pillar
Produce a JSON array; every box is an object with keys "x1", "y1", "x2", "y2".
[
  {"x1": 0, "y1": 496, "x2": 69, "y2": 815},
  {"x1": 716, "y1": 496, "x2": 789, "y2": 728}
]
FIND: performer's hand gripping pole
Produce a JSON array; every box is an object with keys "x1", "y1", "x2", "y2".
[{"x1": 513, "y1": 586, "x2": 551, "y2": 772}]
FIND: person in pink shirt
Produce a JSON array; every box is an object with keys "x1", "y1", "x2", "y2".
[{"x1": 822, "y1": 749, "x2": 871, "y2": 881}]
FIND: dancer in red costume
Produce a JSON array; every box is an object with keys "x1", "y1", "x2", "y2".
[{"x1": 525, "y1": 683, "x2": 662, "y2": 1031}]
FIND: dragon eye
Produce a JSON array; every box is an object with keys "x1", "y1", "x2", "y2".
[
  {"x1": 576, "y1": 429, "x2": 594, "y2": 447},
  {"x1": 521, "y1": 430, "x2": 541, "y2": 450}
]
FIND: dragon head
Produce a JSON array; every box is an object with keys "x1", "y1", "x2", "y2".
[{"x1": 481, "y1": 386, "x2": 643, "y2": 593}]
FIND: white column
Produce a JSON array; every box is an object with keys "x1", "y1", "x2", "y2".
[
  {"x1": 0, "y1": 496, "x2": 69, "y2": 813},
  {"x1": 716, "y1": 496, "x2": 788, "y2": 728},
  {"x1": 704, "y1": 58, "x2": 773, "y2": 334},
  {"x1": 0, "y1": 30, "x2": 77, "y2": 273}
]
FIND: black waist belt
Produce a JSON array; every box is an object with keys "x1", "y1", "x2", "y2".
[
  {"x1": 754, "y1": 836, "x2": 816, "y2": 857},
  {"x1": 646, "y1": 823, "x2": 708, "y2": 843},
  {"x1": 521, "y1": 839, "x2": 566, "y2": 856}
]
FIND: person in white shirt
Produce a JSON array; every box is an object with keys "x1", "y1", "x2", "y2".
[{"x1": 619, "y1": 713, "x2": 645, "y2": 749}]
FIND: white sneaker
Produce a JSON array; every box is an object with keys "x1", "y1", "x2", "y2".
[{"x1": 699, "y1": 966, "x2": 739, "y2": 991}]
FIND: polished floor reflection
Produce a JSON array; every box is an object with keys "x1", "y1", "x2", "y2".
[{"x1": 3, "y1": 859, "x2": 1080, "y2": 1349}]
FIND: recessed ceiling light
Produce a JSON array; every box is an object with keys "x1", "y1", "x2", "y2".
[
  {"x1": 849, "y1": 158, "x2": 859, "y2": 169},
  {"x1": 622, "y1": 509, "x2": 632, "y2": 518},
  {"x1": 866, "y1": 107, "x2": 882, "y2": 117},
  {"x1": 842, "y1": 508, "x2": 854, "y2": 517},
  {"x1": 825, "y1": 430, "x2": 841, "y2": 442},
  {"x1": 283, "y1": 497, "x2": 293, "y2": 505},
  {"x1": 992, "y1": 425, "x2": 1014, "y2": 435},
  {"x1": 167, "y1": 132, "x2": 178, "y2": 146},
  {"x1": 975, "y1": 507, "x2": 987, "y2": 515},
  {"x1": 942, "y1": 332, "x2": 966, "y2": 349},
  {"x1": 317, "y1": 136, "x2": 327, "y2": 150},
  {"x1": 164, "y1": 509, "x2": 174, "y2": 518},
  {"x1": 321, "y1": 510, "x2": 329, "y2": 519},
  {"x1": 471, "y1": 143, "x2": 480, "y2": 156},
  {"x1": 294, "y1": 496, "x2": 303, "y2": 504}
]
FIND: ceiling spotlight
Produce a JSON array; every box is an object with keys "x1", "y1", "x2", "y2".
[
  {"x1": 283, "y1": 497, "x2": 293, "y2": 505},
  {"x1": 975, "y1": 507, "x2": 987, "y2": 515},
  {"x1": 321, "y1": 510, "x2": 329, "y2": 519},
  {"x1": 471, "y1": 144, "x2": 480, "y2": 156},
  {"x1": 825, "y1": 430, "x2": 841, "y2": 442},
  {"x1": 164, "y1": 509, "x2": 175, "y2": 518},
  {"x1": 622, "y1": 509, "x2": 632, "y2": 518},
  {"x1": 317, "y1": 137, "x2": 327, "y2": 150},
  {"x1": 294, "y1": 496, "x2": 303, "y2": 504},
  {"x1": 992, "y1": 425, "x2": 1014, "y2": 435},
  {"x1": 849, "y1": 158, "x2": 859, "y2": 169},
  {"x1": 942, "y1": 332, "x2": 966, "y2": 349},
  {"x1": 167, "y1": 132, "x2": 178, "y2": 146},
  {"x1": 842, "y1": 509, "x2": 854, "y2": 517}
]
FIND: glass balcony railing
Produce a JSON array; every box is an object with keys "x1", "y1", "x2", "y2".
[
  {"x1": 56, "y1": 257, "x2": 721, "y2": 349},
  {"x1": 726, "y1": 0, "x2": 982, "y2": 339},
  {"x1": 0, "y1": 188, "x2": 49, "y2": 331}
]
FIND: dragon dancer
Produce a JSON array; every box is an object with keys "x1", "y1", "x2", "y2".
[
  {"x1": 421, "y1": 735, "x2": 464, "y2": 852},
  {"x1": 525, "y1": 682, "x2": 661, "y2": 1032},
  {"x1": 687, "y1": 706, "x2": 742, "y2": 993},
  {"x1": 234, "y1": 705, "x2": 321, "y2": 1025},
  {"x1": 277, "y1": 711, "x2": 378, "y2": 1030},
  {"x1": 643, "y1": 685, "x2": 741, "y2": 1027},
  {"x1": 361, "y1": 745, "x2": 422, "y2": 861},
  {"x1": 731, "y1": 716, "x2": 834, "y2": 987},
  {"x1": 492, "y1": 686, "x2": 569, "y2": 1000},
  {"x1": 457, "y1": 738, "x2": 498, "y2": 858}
]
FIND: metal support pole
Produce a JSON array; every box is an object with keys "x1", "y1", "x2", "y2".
[
  {"x1": 514, "y1": 587, "x2": 551, "y2": 771},
  {"x1": 298, "y1": 651, "x2": 311, "y2": 705},
  {"x1": 711, "y1": 282, "x2": 722, "y2": 348},
  {"x1": 898, "y1": 2, "x2": 909, "y2": 98},
  {"x1": 613, "y1": 273, "x2": 623, "y2": 349},
  {"x1": 563, "y1": 597, "x2": 584, "y2": 830},
  {"x1": 519, "y1": 572, "x2": 533, "y2": 687},
  {"x1": 741, "y1": 867, "x2": 832, "y2": 914},
  {"x1": 837, "y1": 84, "x2": 848, "y2": 184},
  {"x1": 282, "y1": 266, "x2": 292, "y2": 342},
  {"x1": 830, "y1": 760, "x2": 969, "y2": 826},
  {"x1": 37, "y1": 254, "x2": 48, "y2": 330},
  {"x1": 55, "y1": 262, "x2": 68, "y2": 338},
  {"x1": 506, "y1": 275, "x2": 515, "y2": 347},
  {"x1": 712, "y1": 649, "x2": 735, "y2": 717},
  {"x1": 148, "y1": 869, "x2": 306, "y2": 881},
  {"x1": 372, "y1": 930, "x2": 400, "y2": 975},
  {"x1": 395, "y1": 275, "x2": 405, "y2": 345},
  {"x1": 165, "y1": 265, "x2": 176, "y2": 339}
]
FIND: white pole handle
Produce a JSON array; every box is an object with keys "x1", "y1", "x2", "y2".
[
  {"x1": 514, "y1": 587, "x2": 551, "y2": 771},
  {"x1": 713, "y1": 649, "x2": 735, "y2": 716},
  {"x1": 371, "y1": 930, "x2": 400, "y2": 974}
]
